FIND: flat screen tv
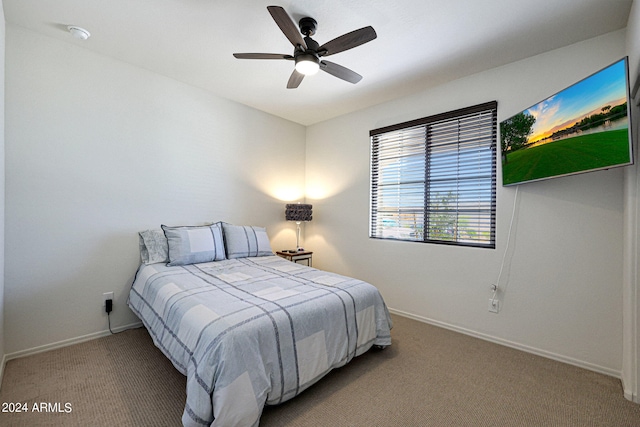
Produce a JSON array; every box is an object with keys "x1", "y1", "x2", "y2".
[{"x1": 500, "y1": 57, "x2": 633, "y2": 186}]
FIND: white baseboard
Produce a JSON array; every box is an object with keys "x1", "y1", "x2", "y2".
[
  {"x1": 0, "y1": 353, "x2": 7, "y2": 391},
  {"x1": 622, "y1": 376, "x2": 639, "y2": 403},
  {"x1": 3, "y1": 321, "x2": 143, "y2": 363},
  {"x1": 389, "y1": 308, "x2": 621, "y2": 379},
  {"x1": 624, "y1": 390, "x2": 639, "y2": 403}
]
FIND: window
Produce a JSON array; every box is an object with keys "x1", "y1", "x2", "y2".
[{"x1": 370, "y1": 101, "x2": 497, "y2": 248}]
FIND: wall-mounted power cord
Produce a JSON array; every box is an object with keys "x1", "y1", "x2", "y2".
[
  {"x1": 106, "y1": 299, "x2": 131, "y2": 335},
  {"x1": 106, "y1": 299, "x2": 116, "y2": 334},
  {"x1": 493, "y1": 185, "x2": 520, "y2": 310},
  {"x1": 105, "y1": 298, "x2": 142, "y2": 335},
  {"x1": 490, "y1": 283, "x2": 498, "y2": 303}
]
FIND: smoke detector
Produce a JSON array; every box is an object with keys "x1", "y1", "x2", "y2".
[{"x1": 67, "y1": 26, "x2": 90, "y2": 40}]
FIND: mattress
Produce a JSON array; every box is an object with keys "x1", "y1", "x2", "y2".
[{"x1": 128, "y1": 255, "x2": 392, "y2": 426}]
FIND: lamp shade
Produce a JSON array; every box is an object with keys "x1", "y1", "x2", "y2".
[{"x1": 285, "y1": 204, "x2": 312, "y2": 222}]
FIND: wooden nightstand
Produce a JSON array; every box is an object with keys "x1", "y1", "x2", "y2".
[{"x1": 276, "y1": 251, "x2": 313, "y2": 267}]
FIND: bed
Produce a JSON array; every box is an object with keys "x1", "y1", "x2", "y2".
[{"x1": 128, "y1": 223, "x2": 392, "y2": 427}]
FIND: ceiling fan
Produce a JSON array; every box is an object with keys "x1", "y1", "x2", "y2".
[{"x1": 233, "y1": 6, "x2": 377, "y2": 89}]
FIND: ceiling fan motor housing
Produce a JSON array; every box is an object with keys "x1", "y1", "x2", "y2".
[
  {"x1": 299, "y1": 17, "x2": 317, "y2": 36},
  {"x1": 302, "y1": 36, "x2": 320, "y2": 52}
]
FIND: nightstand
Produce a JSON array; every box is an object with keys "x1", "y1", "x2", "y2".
[{"x1": 276, "y1": 251, "x2": 313, "y2": 267}]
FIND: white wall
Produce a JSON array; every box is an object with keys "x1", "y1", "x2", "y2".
[
  {"x1": 306, "y1": 30, "x2": 629, "y2": 375},
  {"x1": 623, "y1": 0, "x2": 640, "y2": 402},
  {"x1": 0, "y1": 0, "x2": 6, "y2": 380},
  {"x1": 4, "y1": 26, "x2": 306, "y2": 355},
  {"x1": 628, "y1": 0, "x2": 640, "y2": 83}
]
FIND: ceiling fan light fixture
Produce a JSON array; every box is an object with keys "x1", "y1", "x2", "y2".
[{"x1": 295, "y1": 53, "x2": 320, "y2": 75}]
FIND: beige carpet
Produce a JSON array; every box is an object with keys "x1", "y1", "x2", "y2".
[{"x1": 1, "y1": 314, "x2": 639, "y2": 426}]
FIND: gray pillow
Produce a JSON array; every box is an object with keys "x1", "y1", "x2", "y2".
[
  {"x1": 139, "y1": 229, "x2": 169, "y2": 264},
  {"x1": 162, "y1": 223, "x2": 226, "y2": 266},
  {"x1": 222, "y1": 224, "x2": 273, "y2": 258}
]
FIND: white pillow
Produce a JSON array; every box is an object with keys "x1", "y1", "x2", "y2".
[{"x1": 138, "y1": 229, "x2": 169, "y2": 265}]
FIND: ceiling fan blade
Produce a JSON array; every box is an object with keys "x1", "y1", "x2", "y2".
[
  {"x1": 318, "y1": 26, "x2": 377, "y2": 57},
  {"x1": 287, "y1": 70, "x2": 305, "y2": 89},
  {"x1": 233, "y1": 53, "x2": 293, "y2": 60},
  {"x1": 320, "y1": 60, "x2": 362, "y2": 84},
  {"x1": 267, "y1": 6, "x2": 307, "y2": 50}
]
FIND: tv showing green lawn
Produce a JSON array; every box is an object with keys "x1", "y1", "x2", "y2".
[{"x1": 501, "y1": 58, "x2": 633, "y2": 186}]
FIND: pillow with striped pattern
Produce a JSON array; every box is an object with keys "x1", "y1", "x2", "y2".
[{"x1": 222, "y1": 224, "x2": 273, "y2": 259}]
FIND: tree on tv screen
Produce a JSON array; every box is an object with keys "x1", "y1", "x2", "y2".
[{"x1": 500, "y1": 112, "x2": 536, "y2": 159}]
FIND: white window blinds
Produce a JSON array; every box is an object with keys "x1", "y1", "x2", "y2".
[{"x1": 370, "y1": 101, "x2": 497, "y2": 248}]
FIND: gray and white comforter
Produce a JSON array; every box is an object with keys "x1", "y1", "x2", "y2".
[{"x1": 128, "y1": 255, "x2": 392, "y2": 426}]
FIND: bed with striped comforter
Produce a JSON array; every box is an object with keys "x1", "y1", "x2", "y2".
[{"x1": 128, "y1": 255, "x2": 392, "y2": 426}]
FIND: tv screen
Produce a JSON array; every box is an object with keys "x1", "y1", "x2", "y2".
[{"x1": 500, "y1": 57, "x2": 633, "y2": 186}]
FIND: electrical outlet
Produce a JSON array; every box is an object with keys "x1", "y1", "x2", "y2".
[
  {"x1": 488, "y1": 298, "x2": 500, "y2": 313},
  {"x1": 103, "y1": 292, "x2": 114, "y2": 307}
]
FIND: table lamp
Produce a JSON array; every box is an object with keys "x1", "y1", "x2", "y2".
[{"x1": 285, "y1": 203, "x2": 312, "y2": 252}]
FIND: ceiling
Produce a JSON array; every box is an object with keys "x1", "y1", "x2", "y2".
[{"x1": 3, "y1": 0, "x2": 634, "y2": 126}]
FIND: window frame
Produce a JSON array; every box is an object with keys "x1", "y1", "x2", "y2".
[{"x1": 369, "y1": 101, "x2": 498, "y2": 249}]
